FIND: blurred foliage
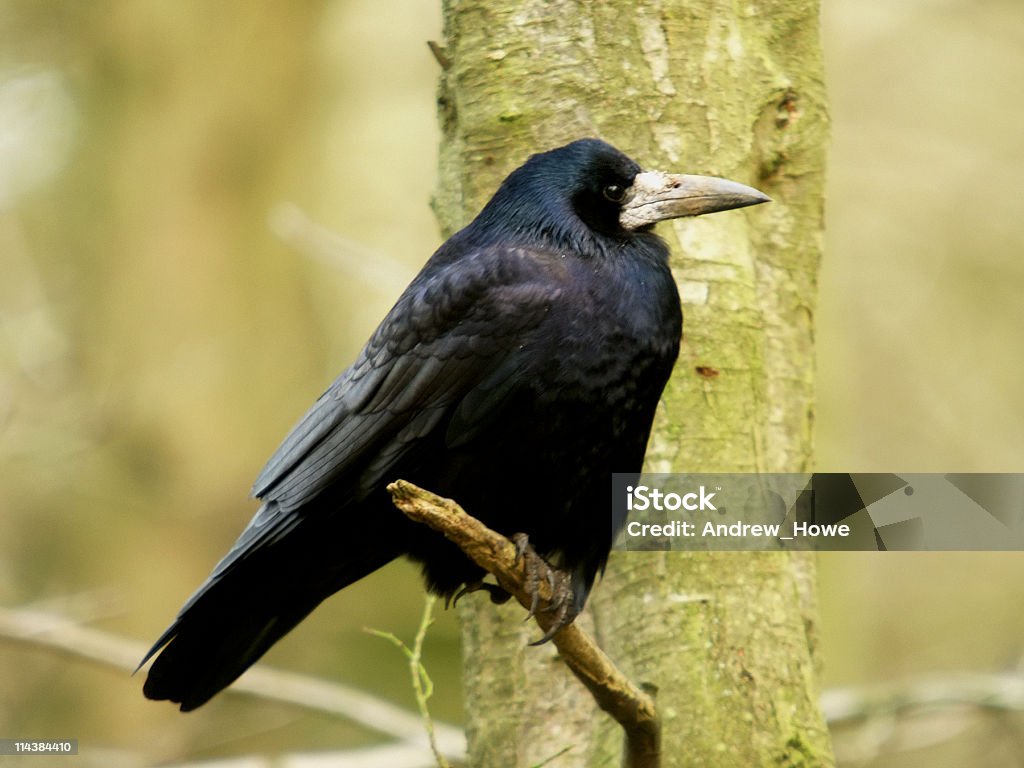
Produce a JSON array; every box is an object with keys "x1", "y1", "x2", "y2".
[{"x1": 0, "y1": 0, "x2": 1021, "y2": 766}]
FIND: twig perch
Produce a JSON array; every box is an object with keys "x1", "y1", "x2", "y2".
[{"x1": 387, "y1": 479, "x2": 661, "y2": 768}]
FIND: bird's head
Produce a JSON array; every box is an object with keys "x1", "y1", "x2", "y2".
[{"x1": 468, "y1": 138, "x2": 769, "y2": 252}]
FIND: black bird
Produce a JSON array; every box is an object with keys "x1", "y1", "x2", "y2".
[{"x1": 141, "y1": 138, "x2": 768, "y2": 711}]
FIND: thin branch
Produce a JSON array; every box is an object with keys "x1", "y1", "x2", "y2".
[
  {"x1": 365, "y1": 596, "x2": 451, "y2": 768},
  {"x1": 0, "y1": 604, "x2": 465, "y2": 760},
  {"x1": 267, "y1": 202, "x2": 411, "y2": 292},
  {"x1": 824, "y1": 671, "x2": 1024, "y2": 762},
  {"x1": 387, "y1": 479, "x2": 661, "y2": 768},
  {"x1": 823, "y1": 671, "x2": 1024, "y2": 723},
  {"x1": 426, "y1": 41, "x2": 452, "y2": 70},
  {"x1": 410, "y1": 597, "x2": 448, "y2": 768}
]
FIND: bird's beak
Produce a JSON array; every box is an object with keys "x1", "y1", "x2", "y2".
[{"x1": 619, "y1": 171, "x2": 770, "y2": 230}]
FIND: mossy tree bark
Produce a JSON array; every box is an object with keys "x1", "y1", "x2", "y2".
[{"x1": 432, "y1": 1, "x2": 832, "y2": 766}]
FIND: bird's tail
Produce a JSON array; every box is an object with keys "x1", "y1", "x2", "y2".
[
  {"x1": 140, "y1": 508, "x2": 401, "y2": 711},
  {"x1": 141, "y1": 583, "x2": 322, "y2": 711}
]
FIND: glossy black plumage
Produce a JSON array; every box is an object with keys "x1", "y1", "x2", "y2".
[{"x1": 141, "y1": 139, "x2": 766, "y2": 711}]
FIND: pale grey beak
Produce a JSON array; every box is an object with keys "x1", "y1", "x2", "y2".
[{"x1": 619, "y1": 171, "x2": 770, "y2": 230}]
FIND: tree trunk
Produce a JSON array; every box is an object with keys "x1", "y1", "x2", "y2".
[{"x1": 433, "y1": 1, "x2": 832, "y2": 765}]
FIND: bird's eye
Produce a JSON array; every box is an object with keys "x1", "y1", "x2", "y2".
[{"x1": 602, "y1": 184, "x2": 626, "y2": 203}]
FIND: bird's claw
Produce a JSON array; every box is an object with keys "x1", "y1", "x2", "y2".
[
  {"x1": 511, "y1": 533, "x2": 578, "y2": 645},
  {"x1": 512, "y1": 532, "x2": 530, "y2": 567},
  {"x1": 450, "y1": 580, "x2": 512, "y2": 608}
]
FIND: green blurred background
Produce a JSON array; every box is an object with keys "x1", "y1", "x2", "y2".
[{"x1": 0, "y1": 1, "x2": 1022, "y2": 766}]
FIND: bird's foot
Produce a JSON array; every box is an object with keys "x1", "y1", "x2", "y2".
[
  {"x1": 449, "y1": 580, "x2": 512, "y2": 608},
  {"x1": 511, "y1": 533, "x2": 578, "y2": 645}
]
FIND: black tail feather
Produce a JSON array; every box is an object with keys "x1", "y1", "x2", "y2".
[
  {"x1": 142, "y1": 589, "x2": 323, "y2": 711},
  {"x1": 141, "y1": 510, "x2": 403, "y2": 710}
]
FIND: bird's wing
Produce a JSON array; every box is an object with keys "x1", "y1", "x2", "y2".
[
  {"x1": 252, "y1": 245, "x2": 567, "y2": 513},
  {"x1": 139, "y1": 245, "x2": 565, "y2": 687}
]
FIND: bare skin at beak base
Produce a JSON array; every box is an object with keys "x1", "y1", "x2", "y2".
[{"x1": 619, "y1": 171, "x2": 770, "y2": 230}]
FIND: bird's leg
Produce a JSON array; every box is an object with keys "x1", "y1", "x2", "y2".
[
  {"x1": 511, "y1": 533, "x2": 578, "y2": 645},
  {"x1": 450, "y1": 580, "x2": 512, "y2": 608}
]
